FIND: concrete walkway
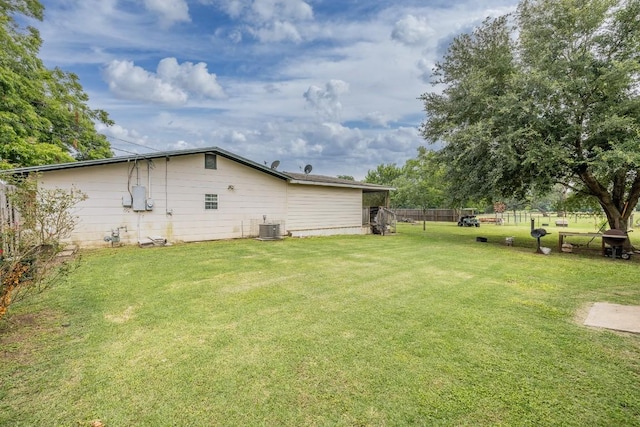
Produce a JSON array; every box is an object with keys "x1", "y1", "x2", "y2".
[{"x1": 584, "y1": 302, "x2": 640, "y2": 334}]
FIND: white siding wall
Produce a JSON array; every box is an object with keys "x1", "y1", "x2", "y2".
[
  {"x1": 37, "y1": 154, "x2": 288, "y2": 247},
  {"x1": 285, "y1": 184, "x2": 366, "y2": 237}
]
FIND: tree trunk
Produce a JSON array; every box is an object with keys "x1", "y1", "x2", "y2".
[
  {"x1": 600, "y1": 201, "x2": 635, "y2": 251},
  {"x1": 600, "y1": 202, "x2": 626, "y2": 230},
  {"x1": 577, "y1": 169, "x2": 640, "y2": 251},
  {"x1": 598, "y1": 194, "x2": 638, "y2": 232},
  {"x1": 579, "y1": 170, "x2": 639, "y2": 231}
]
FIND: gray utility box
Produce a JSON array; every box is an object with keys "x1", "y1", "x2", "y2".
[
  {"x1": 122, "y1": 193, "x2": 133, "y2": 208},
  {"x1": 132, "y1": 186, "x2": 147, "y2": 211}
]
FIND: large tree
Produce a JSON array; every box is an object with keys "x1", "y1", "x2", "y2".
[
  {"x1": 0, "y1": 0, "x2": 113, "y2": 168},
  {"x1": 365, "y1": 148, "x2": 446, "y2": 214},
  {"x1": 398, "y1": 147, "x2": 447, "y2": 229},
  {"x1": 396, "y1": 147, "x2": 446, "y2": 211},
  {"x1": 365, "y1": 163, "x2": 404, "y2": 188},
  {"x1": 420, "y1": 0, "x2": 640, "y2": 230}
]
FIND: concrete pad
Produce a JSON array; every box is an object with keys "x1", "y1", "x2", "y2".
[{"x1": 584, "y1": 303, "x2": 640, "y2": 334}]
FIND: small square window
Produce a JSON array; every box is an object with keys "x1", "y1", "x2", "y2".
[
  {"x1": 205, "y1": 194, "x2": 218, "y2": 210},
  {"x1": 205, "y1": 153, "x2": 217, "y2": 170}
]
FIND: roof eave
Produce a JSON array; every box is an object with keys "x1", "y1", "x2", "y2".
[
  {"x1": 1, "y1": 146, "x2": 291, "y2": 180},
  {"x1": 287, "y1": 179, "x2": 394, "y2": 191}
]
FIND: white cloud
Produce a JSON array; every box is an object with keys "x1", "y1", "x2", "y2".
[
  {"x1": 170, "y1": 140, "x2": 193, "y2": 150},
  {"x1": 96, "y1": 122, "x2": 147, "y2": 143},
  {"x1": 214, "y1": 0, "x2": 247, "y2": 18},
  {"x1": 157, "y1": 58, "x2": 225, "y2": 99},
  {"x1": 38, "y1": 0, "x2": 521, "y2": 179},
  {"x1": 251, "y1": 0, "x2": 313, "y2": 21},
  {"x1": 103, "y1": 58, "x2": 225, "y2": 105},
  {"x1": 212, "y1": 0, "x2": 313, "y2": 43},
  {"x1": 103, "y1": 60, "x2": 188, "y2": 105},
  {"x1": 303, "y1": 79, "x2": 350, "y2": 121},
  {"x1": 144, "y1": 0, "x2": 190, "y2": 26},
  {"x1": 417, "y1": 58, "x2": 435, "y2": 83},
  {"x1": 36, "y1": 0, "x2": 207, "y2": 67},
  {"x1": 391, "y1": 15, "x2": 435, "y2": 46},
  {"x1": 249, "y1": 20, "x2": 303, "y2": 43},
  {"x1": 368, "y1": 127, "x2": 421, "y2": 152},
  {"x1": 365, "y1": 112, "x2": 392, "y2": 128},
  {"x1": 228, "y1": 29, "x2": 243, "y2": 43},
  {"x1": 230, "y1": 130, "x2": 247, "y2": 142},
  {"x1": 95, "y1": 123, "x2": 153, "y2": 155},
  {"x1": 215, "y1": 0, "x2": 313, "y2": 21},
  {"x1": 287, "y1": 137, "x2": 323, "y2": 158}
]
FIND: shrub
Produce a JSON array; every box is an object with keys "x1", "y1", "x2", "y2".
[{"x1": 0, "y1": 176, "x2": 86, "y2": 320}]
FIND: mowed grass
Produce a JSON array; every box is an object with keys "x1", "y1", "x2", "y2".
[{"x1": 1, "y1": 222, "x2": 639, "y2": 426}]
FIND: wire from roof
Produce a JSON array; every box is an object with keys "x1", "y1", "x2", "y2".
[
  {"x1": 101, "y1": 134, "x2": 163, "y2": 152},
  {"x1": 111, "y1": 147, "x2": 141, "y2": 156}
]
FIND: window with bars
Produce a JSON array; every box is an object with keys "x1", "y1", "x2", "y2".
[{"x1": 205, "y1": 194, "x2": 218, "y2": 210}]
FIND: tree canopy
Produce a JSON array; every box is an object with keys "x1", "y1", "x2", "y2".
[
  {"x1": 0, "y1": 0, "x2": 113, "y2": 168},
  {"x1": 420, "y1": 0, "x2": 640, "y2": 230},
  {"x1": 365, "y1": 147, "x2": 446, "y2": 210}
]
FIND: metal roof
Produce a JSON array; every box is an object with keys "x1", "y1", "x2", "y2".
[
  {"x1": 4, "y1": 146, "x2": 290, "y2": 180},
  {"x1": 285, "y1": 172, "x2": 394, "y2": 192},
  {"x1": 2, "y1": 146, "x2": 393, "y2": 191}
]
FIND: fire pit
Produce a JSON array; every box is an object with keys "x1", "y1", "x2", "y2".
[{"x1": 602, "y1": 229, "x2": 631, "y2": 260}]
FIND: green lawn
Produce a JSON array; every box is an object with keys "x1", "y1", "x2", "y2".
[{"x1": 1, "y1": 222, "x2": 639, "y2": 426}]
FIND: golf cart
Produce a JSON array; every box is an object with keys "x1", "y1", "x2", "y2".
[{"x1": 458, "y1": 215, "x2": 480, "y2": 227}]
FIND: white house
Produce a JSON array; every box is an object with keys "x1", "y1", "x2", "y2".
[{"x1": 5, "y1": 147, "x2": 392, "y2": 248}]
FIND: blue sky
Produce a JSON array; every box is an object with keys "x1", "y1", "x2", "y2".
[{"x1": 34, "y1": 0, "x2": 518, "y2": 179}]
